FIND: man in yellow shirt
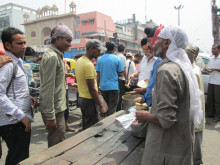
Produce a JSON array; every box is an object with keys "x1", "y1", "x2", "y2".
[{"x1": 75, "y1": 39, "x2": 107, "y2": 130}]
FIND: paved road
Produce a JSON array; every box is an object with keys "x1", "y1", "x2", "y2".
[{"x1": 1, "y1": 107, "x2": 220, "y2": 165}]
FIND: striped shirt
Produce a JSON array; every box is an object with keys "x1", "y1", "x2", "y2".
[{"x1": 0, "y1": 51, "x2": 33, "y2": 126}]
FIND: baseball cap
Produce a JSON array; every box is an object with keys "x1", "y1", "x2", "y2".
[
  {"x1": 86, "y1": 39, "x2": 107, "y2": 52},
  {"x1": 126, "y1": 53, "x2": 132, "y2": 57}
]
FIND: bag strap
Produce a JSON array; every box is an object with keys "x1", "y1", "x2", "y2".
[
  {"x1": 127, "y1": 61, "x2": 132, "y2": 80},
  {"x1": 6, "y1": 62, "x2": 18, "y2": 99}
]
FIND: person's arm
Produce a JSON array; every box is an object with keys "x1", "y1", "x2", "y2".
[
  {"x1": 135, "y1": 111, "x2": 161, "y2": 126},
  {"x1": 136, "y1": 69, "x2": 178, "y2": 129},
  {"x1": 39, "y1": 56, "x2": 57, "y2": 121},
  {"x1": 118, "y1": 72, "x2": 124, "y2": 77},
  {"x1": 210, "y1": 68, "x2": 220, "y2": 72},
  {"x1": 96, "y1": 72, "x2": 100, "y2": 91},
  {"x1": 128, "y1": 71, "x2": 139, "y2": 81},
  {"x1": 0, "y1": 55, "x2": 13, "y2": 68},
  {"x1": 87, "y1": 79, "x2": 106, "y2": 114}
]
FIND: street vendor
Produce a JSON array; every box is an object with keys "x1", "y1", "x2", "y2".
[{"x1": 135, "y1": 26, "x2": 203, "y2": 165}]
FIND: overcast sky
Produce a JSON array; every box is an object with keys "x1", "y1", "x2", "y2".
[{"x1": 0, "y1": 0, "x2": 216, "y2": 53}]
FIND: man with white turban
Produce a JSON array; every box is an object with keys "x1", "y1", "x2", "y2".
[
  {"x1": 39, "y1": 23, "x2": 73, "y2": 147},
  {"x1": 135, "y1": 26, "x2": 203, "y2": 165}
]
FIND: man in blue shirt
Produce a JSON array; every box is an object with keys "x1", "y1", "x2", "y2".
[
  {"x1": 96, "y1": 42, "x2": 124, "y2": 116},
  {"x1": 133, "y1": 25, "x2": 164, "y2": 106}
]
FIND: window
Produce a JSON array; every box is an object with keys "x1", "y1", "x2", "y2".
[
  {"x1": 75, "y1": 31, "x2": 80, "y2": 39},
  {"x1": 82, "y1": 21, "x2": 86, "y2": 26},
  {"x1": 43, "y1": 28, "x2": 51, "y2": 37},
  {"x1": 75, "y1": 16, "x2": 80, "y2": 27},
  {"x1": 90, "y1": 19, "x2": 94, "y2": 25},
  {"x1": 138, "y1": 33, "x2": 143, "y2": 39},
  {"x1": 31, "y1": 31, "x2": 36, "y2": 37}
]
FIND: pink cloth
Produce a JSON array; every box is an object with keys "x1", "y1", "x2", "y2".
[{"x1": 150, "y1": 25, "x2": 164, "y2": 54}]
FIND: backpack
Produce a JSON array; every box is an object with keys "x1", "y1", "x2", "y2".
[{"x1": 6, "y1": 62, "x2": 18, "y2": 99}]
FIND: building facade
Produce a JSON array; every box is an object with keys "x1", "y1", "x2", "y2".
[
  {"x1": 23, "y1": 2, "x2": 76, "y2": 46},
  {"x1": 0, "y1": 3, "x2": 36, "y2": 40},
  {"x1": 75, "y1": 11, "x2": 115, "y2": 42}
]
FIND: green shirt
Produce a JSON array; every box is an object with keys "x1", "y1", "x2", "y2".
[{"x1": 39, "y1": 45, "x2": 67, "y2": 120}]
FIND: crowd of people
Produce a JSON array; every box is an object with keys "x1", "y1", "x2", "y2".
[{"x1": 0, "y1": 22, "x2": 220, "y2": 165}]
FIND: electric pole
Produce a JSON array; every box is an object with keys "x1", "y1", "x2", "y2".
[{"x1": 174, "y1": 5, "x2": 184, "y2": 26}]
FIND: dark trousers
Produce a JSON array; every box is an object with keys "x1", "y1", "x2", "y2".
[
  {"x1": 101, "y1": 90, "x2": 119, "y2": 116},
  {"x1": 117, "y1": 79, "x2": 126, "y2": 111},
  {"x1": 0, "y1": 122, "x2": 31, "y2": 165},
  {"x1": 64, "y1": 88, "x2": 69, "y2": 120},
  {"x1": 41, "y1": 111, "x2": 65, "y2": 148},
  {"x1": 206, "y1": 83, "x2": 220, "y2": 118},
  {"x1": 78, "y1": 97, "x2": 99, "y2": 130}
]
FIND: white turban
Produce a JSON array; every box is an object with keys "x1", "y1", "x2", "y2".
[{"x1": 158, "y1": 26, "x2": 203, "y2": 127}]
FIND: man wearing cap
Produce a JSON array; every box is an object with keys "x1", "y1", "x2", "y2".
[
  {"x1": 135, "y1": 26, "x2": 203, "y2": 165},
  {"x1": 126, "y1": 53, "x2": 136, "y2": 78},
  {"x1": 75, "y1": 39, "x2": 107, "y2": 130},
  {"x1": 39, "y1": 23, "x2": 73, "y2": 147},
  {"x1": 96, "y1": 42, "x2": 124, "y2": 116},
  {"x1": 194, "y1": 46, "x2": 205, "y2": 71}
]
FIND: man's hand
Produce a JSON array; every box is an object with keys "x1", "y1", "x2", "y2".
[
  {"x1": 30, "y1": 96, "x2": 37, "y2": 108},
  {"x1": 128, "y1": 74, "x2": 134, "y2": 81},
  {"x1": 46, "y1": 119, "x2": 57, "y2": 129},
  {"x1": 99, "y1": 106, "x2": 107, "y2": 117},
  {"x1": 66, "y1": 73, "x2": 75, "y2": 77},
  {"x1": 132, "y1": 96, "x2": 143, "y2": 104},
  {"x1": 20, "y1": 116, "x2": 31, "y2": 132},
  {"x1": 0, "y1": 55, "x2": 13, "y2": 68},
  {"x1": 204, "y1": 67, "x2": 214, "y2": 73},
  {"x1": 135, "y1": 110, "x2": 150, "y2": 123},
  {"x1": 133, "y1": 88, "x2": 146, "y2": 94}
]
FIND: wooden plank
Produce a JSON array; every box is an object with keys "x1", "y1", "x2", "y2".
[
  {"x1": 72, "y1": 128, "x2": 134, "y2": 165},
  {"x1": 42, "y1": 122, "x2": 124, "y2": 165},
  {"x1": 42, "y1": 159, "x2": 71, "y2": 165},
  {"x1": 95, "y1": 135, "x2": 144, "y2": 165},
  {"x1": 19, "y1": 111, "x2": 125, "y2": 165},
  {"x1": 119, "y1": 141, "x2": 145, "y2": 165}
]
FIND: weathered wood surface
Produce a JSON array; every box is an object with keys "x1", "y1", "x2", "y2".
[{"x1": 19, "y1": 111, "x2": 145, "y2": 165}]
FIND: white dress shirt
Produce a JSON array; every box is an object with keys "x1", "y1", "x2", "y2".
[
  {"x1": 0, "y1": 52, "x2": 33, "y2": 126},
  {"x1": 138, "y1": 56, "x2": 157, "y2": 81},
  {"x1": 126, "y1": 59, "x2": 136, "y2": 78},
  {"x1": 208, "y1": 55, "x2": 220, "y2": 85}
]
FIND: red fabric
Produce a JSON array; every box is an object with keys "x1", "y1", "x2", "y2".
[
  {"x1": 150, "y1": 25, "x2": 164, "y2": 54},
  {"x1": 0, "y1": 43, "x2": 6, "y2": 55},
  {"x1": 66, "y1": 77, "x2": 75, "y2": 84}
]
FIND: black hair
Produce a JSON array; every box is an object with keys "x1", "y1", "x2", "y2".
[
  {"x1": 118, "y1": 44, "x2": 125, "y2": 52},
  {"x1": 147, "y1": 26, "x2": 158, "y2": 38},
  {"x1": 50, "y1": 28, "x2": 56, "y2": 44},
  {"x1": 134, "y1": 53, "x2": 142, "y2": 58},
  {"x1": 194, "y1": 46, "x2": 200, "y2": 53},
  {"x1": 105, "y1": 42, "x2": 115, "y2": 51},
  {"x1": 1, "y1": 27, "x2": 24, "y2": 50},
  {"x1": 144, "y1": 27, "x2": 152, "y2": 36},
  {"x1": 141, "y1": 37, "x2": 148, "y2": 47}
]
